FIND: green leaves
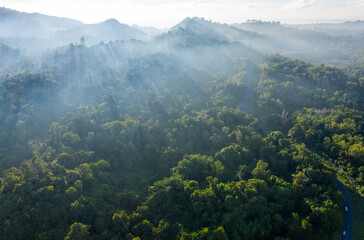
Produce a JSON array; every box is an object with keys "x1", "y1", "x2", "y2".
[
  {"x1": 0, "y1": 52, "x2": 360, "y2": 239},
  {"x1": 172, "y1": 154, "x2": 224, "y2": 184},
  {"x1": 65, "y1": 222, "x2": 90, "y2": 240}
]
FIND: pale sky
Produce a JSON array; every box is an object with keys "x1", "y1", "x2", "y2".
[{"x1": 0, "y1": 0, "x2": 364, "y2": 27}]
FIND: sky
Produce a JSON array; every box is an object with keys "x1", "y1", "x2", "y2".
[{"x1": 0, "y1": 0, "x2": 364, "y2": 28}]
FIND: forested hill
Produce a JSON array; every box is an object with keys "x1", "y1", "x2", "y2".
[
  {"x1": 0, "y1": 7, "x2": 147, "y2": 53},
  {"x1": 0, "y1": 9, "x2": 363, "y2": 240}
]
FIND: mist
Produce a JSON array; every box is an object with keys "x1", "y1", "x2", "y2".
[
  {"x1": 0, "y1": 6, "x2": 363, "y2": 164},
  {"x1": 0, "y1": 8, "x2": 363, "y2": 164},
  {"x1": 0, "y1": 6, "x2": 363, "y2": 240}
]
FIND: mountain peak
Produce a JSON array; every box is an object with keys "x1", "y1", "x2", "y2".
[
  {"x1": 0, "y1": 7, "x2": 17, "y2": 14},
  {"x1": 101, "y1": 18, "x2": 121, "y2": 26},
  {"x1": 174, "y1": 17, "x2": 211, "y2": 29},
  {"x1": 181, "y1": 17, "x2": 207, "y2": 23}
]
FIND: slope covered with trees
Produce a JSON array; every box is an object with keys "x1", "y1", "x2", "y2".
[{"x1": 0, "y1": 12, "x2": 363, "y2": 240}]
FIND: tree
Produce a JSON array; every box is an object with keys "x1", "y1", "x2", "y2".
[
  {"x1": 251, "y1": 160, "x2": 269, "y2": 180},
  {"x1": 172, "y1": 154, "x2": 224, "y2": 184},
  {"x1": 55, "y1": 153, "x2": 75, "y2": 169},
  {"x1": 65, "y1": 222, "x2": 90, "y2": 240}
]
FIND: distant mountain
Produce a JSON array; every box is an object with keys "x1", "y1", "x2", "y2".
[
  {"x1": 171, "y1": 17, "x2": 261, "y2": 42},
  {"x1": 0, "y1": 7, "x2": 83, "y2": 38},
  {"x1": 157, "y1": 27, "x2": 228, "y2": 48},
  {"x1": 293, "y1": 21, "x2": 364, "y2": 37},
  {"x1": 52, "y1": 18, "x2": 146, "y2": 46},
  {"x1": 232, "y1": 21, "x2": 296, "y2": 38},
  {"x1": 0, "y1": 8, "x2": 147, "y2": 52},
  {"x1": 170, "y1": 17, "x2": 230, "y2": 42},
  {"x1": 157, "y1": 17, "x2": 262, "y2": 47},
  {"x1": 1, "y1": 7, "x2": 364, "y2": 66},
  {"x1": 232, "y1": 20, "x2": 364, "y2": 63},
  {"x1": 132, "y1": 25, "x2": 167, "y2": 36}
]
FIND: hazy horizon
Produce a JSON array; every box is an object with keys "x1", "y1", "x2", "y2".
[
  {"x1": 0, "y1": 1, "x2": 362, "y2": 240},
  {"x1": 1, "y1": 0, "x2": 364, "y2": 28}
]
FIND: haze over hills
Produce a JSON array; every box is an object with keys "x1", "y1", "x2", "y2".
[
  {"x1": 0, "y1": 7, "x2": 148, "y2": 52},
  {"x1": 0, "y1": 6, "x2": 363, "y2": 240},
  {"x1": 51, "y1": 18, "x2": 146, "y2": 46},
  {"x1": 0, "y1": 7, "x2": 83, "y2": 37},
  {"x1": 232, "y1": 20, "x2": 364, "y2": 63},
  {"x1": 292, "y1": 21, "x2": 364, "y2": 37},
  {"x1": 1, "y1": 7, "x2": 364, "y2": 67}
]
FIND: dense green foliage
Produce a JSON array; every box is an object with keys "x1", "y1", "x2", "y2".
[{"x1": 0, "y1": 16, "x2": 363, "y2": 240}]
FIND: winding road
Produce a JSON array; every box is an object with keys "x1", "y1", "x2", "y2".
[
  {"x1": 336, "y1": 180, "x2": 354, "y2": 240},
  {"x1": 242, "y1": 62, "x2": 354, "y2": 240}
]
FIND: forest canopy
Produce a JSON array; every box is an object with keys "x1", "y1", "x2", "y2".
[{"x1": 0, "y1": 9, "x2": 363, "y2": 240}]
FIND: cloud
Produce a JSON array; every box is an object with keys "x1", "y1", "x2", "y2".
[
  {"x1": 345, "y1": 0, "x2": 364, "y2": 6},
  {"x1": 282, "y1": 0, "x2": 318, "y2": 10}
]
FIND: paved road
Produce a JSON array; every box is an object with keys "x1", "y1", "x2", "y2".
[
  {"x1": 336, "y1": 180, "x2": 354, "y2": 240},
  {"x1": 241, "y1": 62, "x2": 354, "y2": 239}
]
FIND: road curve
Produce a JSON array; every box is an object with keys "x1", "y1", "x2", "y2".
[
  {"x1": 336, "y1": 180, "x2": 354, "y2": 240},
  {"x1": 241, "y1": 62, "x2": 353, "y2": 240}
]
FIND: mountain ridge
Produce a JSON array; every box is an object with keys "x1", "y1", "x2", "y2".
[{"x1": 0, "y1": 7, "x2": 147, "y2": 52}]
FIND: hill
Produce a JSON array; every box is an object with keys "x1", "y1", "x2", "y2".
[
  {"x1": 0, "y1": 7, "x2": 147, "y2": 53},
  {"x1": 0, "y1": 11, "x2": 363, "y2": 240}
]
